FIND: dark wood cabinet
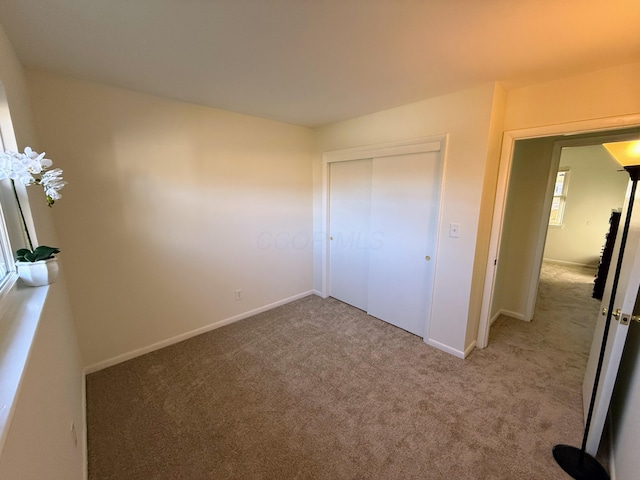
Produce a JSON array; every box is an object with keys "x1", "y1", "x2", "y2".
[{"x1": 593, "y1": 210, "x2": 622, "y2": 300}]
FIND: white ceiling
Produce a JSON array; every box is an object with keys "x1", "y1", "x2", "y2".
[{"x1": 1, "y1": 0, "x2": 639, "y2": 127}]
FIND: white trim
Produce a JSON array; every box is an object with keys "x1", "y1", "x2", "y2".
[
  {"x1": 477, "y1": 114, "x2": 640, "y2": 349},
  {"x1": 477, "y1": 128, "x2": 518, "y2": 348},
  {"x1": 320, "y1": 159, "x2": 329, "y2": 298},
  {"x1": 311, "y1": 289, "x2": 326, "y2": 298},
  {"x1": 502, "y1": 114, "x2": 640, "y2": 141},
  {"x1": 499, "y1": 309, "x2": 527, "y2": 321},
  {"x1": 489, "y1": 309, "x2": 527, "y2": 326},
  {"x1": 489, "y1": 310, "x2": 502, "y2": 326},
  {"x1": 424, "y1": 337, "x2": 471, "y2": 359},
  {"x1": 464, "y1": 340, "x2": 477, "y2": 358},
  {"x1": 85, "y1": 290, "x2": 315, "y2": 373},
  {"x1": 425, "y1": 135, "x2": 449, "y2": 342},
  {"x1": 0, "y1": 188, "x2": 16, "y2": 278},
  {"x1": 323, "y1": 139, "x2": 441, "y2": 163}
]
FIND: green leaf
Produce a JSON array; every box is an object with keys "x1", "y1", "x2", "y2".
[
  {"x1": 15, "y1": 248, "x2": 31, "y2": 262},
  {"x1": 15, "y1": 246, "x2": 60, "y2": 262},
  {"x1": 32, "y1": 246, "x2": 60, "y2": 261}
]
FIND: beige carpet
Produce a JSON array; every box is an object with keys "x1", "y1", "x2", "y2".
[{"x1": 86, "y1": 262, "x2": 601, "y2": 479}]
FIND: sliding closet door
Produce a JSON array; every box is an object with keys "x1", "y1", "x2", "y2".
[
  {"x1": 329, "y1": 159, "x2": 372, "y2": 310},
  {"x1": 367, "y1": 152, "x2": 440, "y2": 336}
]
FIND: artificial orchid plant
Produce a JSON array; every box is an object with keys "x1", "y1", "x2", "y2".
[{"x1": 0, "y1": 147, "x2": 67, "y2": 262}]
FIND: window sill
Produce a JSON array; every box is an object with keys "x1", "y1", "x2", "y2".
[{"x1": 0, "y1": 276, "x2": 50, "y2": 455}]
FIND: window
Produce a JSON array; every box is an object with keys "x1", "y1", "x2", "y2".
[
  {"x1": 0, "y1": 83, "x2": 34, "y2": 295},
  {"x1": 549, "y1": 167, "x2": 570, "y2": 226}
]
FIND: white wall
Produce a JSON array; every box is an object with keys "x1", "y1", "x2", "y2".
[
  {"x1": 543, "y1": 145, "x2": 628, "y2": 266},
  {"x1": 0, "y1": 281, "x2": 84, "y2": 480},
  {"x1": 468, "y1": 86, "x2": 507, "y2": 344},
  {"x1": 491, "y1": 137, "x2": 556, "y2": 320},
  {"x1": 26, "y1": 71, "x2": 315, "y2": 369},
  {"x1": 504, "y1": 62, "x2": 640, "y2": 131},
  {"x1": 314, "y1": 82, "x2": 506, "y2": 356},
  {"x1": 0, "y1": 24, "x2": 85, "y2": 480}
]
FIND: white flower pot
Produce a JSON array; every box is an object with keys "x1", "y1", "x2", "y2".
[{"x1": 16, "y1": 258, "x2": 59, "y2": 287}]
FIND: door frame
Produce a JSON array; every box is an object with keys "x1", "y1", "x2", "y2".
[
  {"x1": 477, "y1": 114, "x2": 640, "y2": 349},
  {"x1": 320, "y1": 136, "x2": 446, "y2": 333}
]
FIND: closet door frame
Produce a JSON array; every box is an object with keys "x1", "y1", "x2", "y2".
[{"x1": 320, "y1": 136, "x2": 447, "y2": 334}]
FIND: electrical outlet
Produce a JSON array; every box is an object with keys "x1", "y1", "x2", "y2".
[
  {"x1": 449, "y1": 223, "x2": 460, "y2": 238},
  {"x1": 235, "y1": 289, "x2": 242, "y2": 301}
]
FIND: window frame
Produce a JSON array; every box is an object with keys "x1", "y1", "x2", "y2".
[{"x1": 0, "y1": 83, "x2": 39, "y2": 299}]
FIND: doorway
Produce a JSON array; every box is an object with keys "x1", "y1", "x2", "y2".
[
  {"x1": 478, "y1": 122, "x2": 640, "y2": 349},
  {"x1": 542, "y1": 144, "x2": 629, "y2": 294}
]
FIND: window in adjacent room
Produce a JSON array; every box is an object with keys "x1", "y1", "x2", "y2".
[{"x1": 549, "y1": 167, "x2": 570, "y2": 226}]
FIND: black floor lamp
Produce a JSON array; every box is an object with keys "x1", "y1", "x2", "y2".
[{"x1": 553, "y1": 139, "x2": 640, "y2": 480}]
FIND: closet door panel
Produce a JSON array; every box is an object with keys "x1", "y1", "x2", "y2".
[
  {"x1": 328, "y1": 159, "x2": 373, "y2": 310},
  {"x1": 367, "y1": 152, "x2": 440, "y2": 336}
]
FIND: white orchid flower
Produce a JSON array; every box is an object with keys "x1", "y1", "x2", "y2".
[
  {"x1": 0, "y1": 147, "x2": 66, "y2": 207},
  {"x1": 19, "y1": 147, "x2": 52, "y2": 174},
  {"x1": 40, "y1": 168, "x2": 67, "y2": 206}
]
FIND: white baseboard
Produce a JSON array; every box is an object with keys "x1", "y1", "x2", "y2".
[
  {"x1": 312, "y1": 289, "x2": 327, "y2": 298},
  {"x1": 490, "y1": 310, "x2": 502, "y2": 326},
  {"x1": 499, "y1": 309, "x2": 527, "y2": 321},
  {"x1": 543, "y1": 257, "x2": 597, "y2": 268},
  {"x1": 85, "y1": 290, "x2": 315, "y2": 374},
  {"x1": 424, "y1": 337, "x2": 469, "y2": 359},
  {"x1": 464, "y1": 340, "x2": 477, "y2": 358}
]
